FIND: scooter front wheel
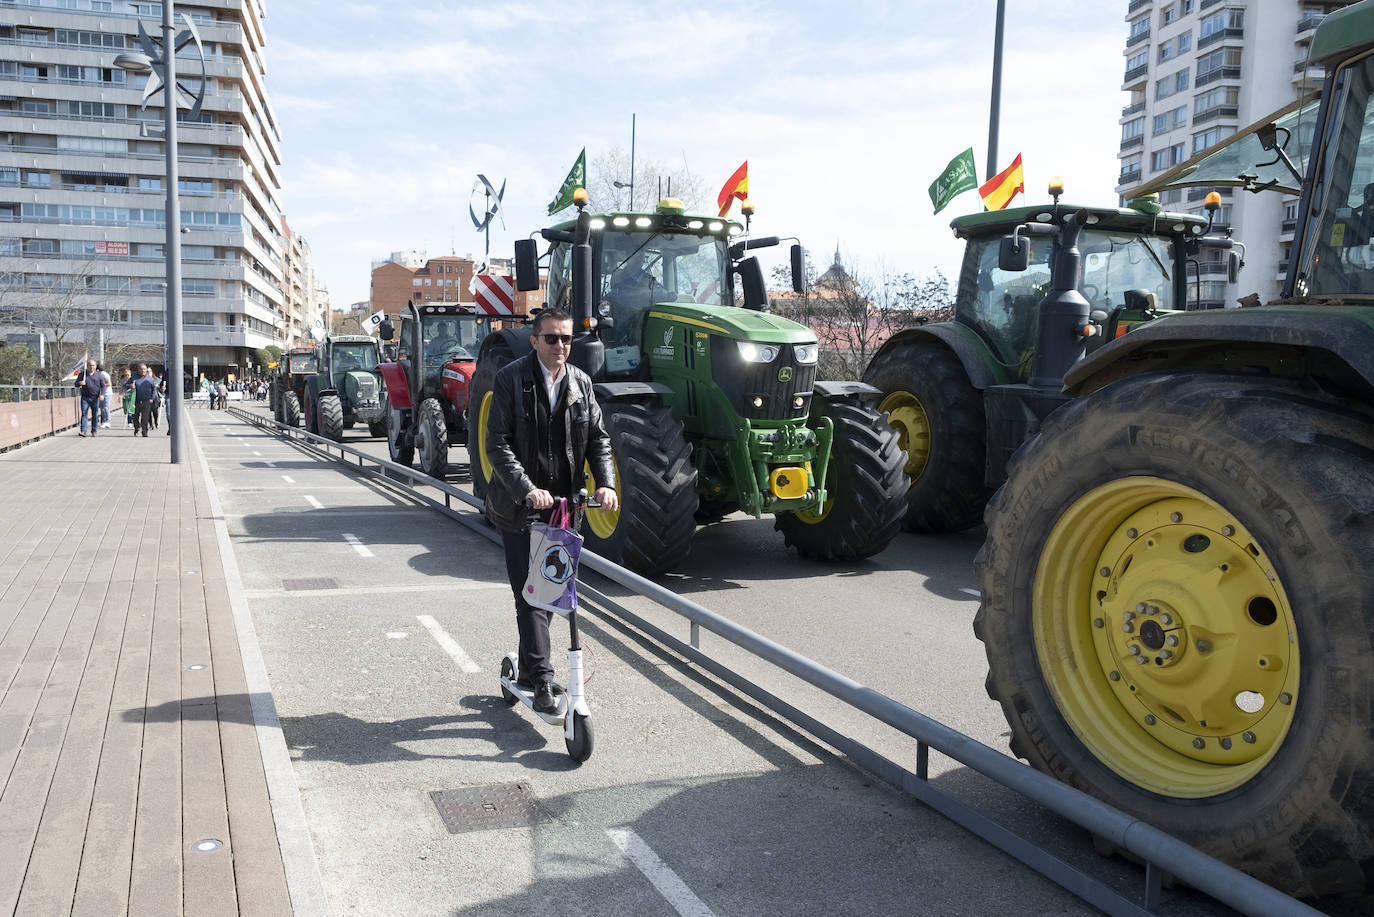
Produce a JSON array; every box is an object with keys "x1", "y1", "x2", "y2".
[
  {"x1": 565, "y1": 711, "x2": 594, "y2": 762},
  {"x1": 499, "y1": 657, "x2": 518, "y2": 706}
]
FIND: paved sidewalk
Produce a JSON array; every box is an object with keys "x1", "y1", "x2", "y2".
[{"x1": 0, "y1": 416, "x2": 296, "y2": 915}]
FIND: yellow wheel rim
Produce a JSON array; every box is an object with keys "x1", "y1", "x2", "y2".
[
  {"x1": 878, "y1": 390, "x2": 930, "y2": 480},
  {"x1": 476, "y1": 392, "x2": 495, "y2": 485},
  {"x1": 583, "y1": 455, "x2": 621, "y2": 539},
  {"x1": 1035, "y1": 477, "x2": 1299, "y2": 798}
]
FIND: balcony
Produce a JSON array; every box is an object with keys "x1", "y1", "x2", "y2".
[
  {"x1": 1120, "y1": 135, "x2": 1144, "y2": 150},
  {"x1": 1201, "y1": 0, "x2": 1223, "y2": 8},
  {"x1": 1196, "y1": 66, "x2": 1242, "y2": 86},
  {"x1": 1297, "y1": 14, "x2": 1325, "y2": 34},
  {"x1": 1187, "y1": 187, "x2": 1232, "y2": 201},
  {"x1": 1198, "y1": 262, "x2": 1229, "y2": 277},
  {"x1": 1199, "y1": 28, "x2": 1244, "y2": 49},
  {"x1": 1193, "y1": 105, "x2": 1239, "y2": 124},
  {"x1": 1127, "y1": 27, "x2": 1152, "y2": 48},
  {"x1": 1124, "y1": 64, "x2": 1149, "y2": 83},
  {"x1": 1118, "y1": 167, "x2": 1142, "y2": 185},
  {"x1": 1281, "y1": 219, "x2": 1297, "y2": 234},
  {"x1": 1122, "y1": 100, "x2": 1146, "y2": 116},
  {"x1": 1128, "y1": 0, "x2": 1151, "y2": 12}
]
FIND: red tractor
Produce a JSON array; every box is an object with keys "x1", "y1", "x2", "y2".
[{"x1": 377, "y1": 302, "x2": 495, "y2": 478}]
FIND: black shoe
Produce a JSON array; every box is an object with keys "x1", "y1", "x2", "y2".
[
  {"x1": 532, "y1": 683, "x2": 558, "y2": 715},
  {"x1": 517, "y1": 673, "x2": 564, "y2": 696}
]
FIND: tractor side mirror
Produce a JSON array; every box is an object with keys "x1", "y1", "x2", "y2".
[
  {"x1": 1228, "y1": 250, "x2": 1242, "y2": 284},
  {"x1": 790, "y1": 244, "x2": 805, "y2": 293},
  {"x1": 378, "y1": 319, "x2": 394, "y2": 341},
  {"x1": 999, "y1": 234, "x2": 1030, "y2": 272},
  {"x1": 738, "y1": 256, "x2": 767, "y2": 310},
  {"x1": 514, "y1": 239, "x2": 540, "y2": 292}
]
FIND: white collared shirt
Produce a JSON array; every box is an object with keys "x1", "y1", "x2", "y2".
[{"x1": 539, "y1": 360, "x2": 564, "y2": 410}]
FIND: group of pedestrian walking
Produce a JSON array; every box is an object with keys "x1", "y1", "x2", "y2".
[{"x1": 74, "y1": 361, "x2": 168, "y2": 438}]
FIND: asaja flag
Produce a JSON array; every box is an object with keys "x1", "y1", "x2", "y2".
[
  {"x1": 979, "y1": 153, "x2": 1025, "y2": 211},
  {"x1": 929, "y1": 148, "x2": 978, "y2": 215},
  {"x1": 61, "y1": 351, "x2": 89, "y2": 383},
  {"x1": 717, "y1": 160, "x2": 748, "y2": 217},
  {"x1": 547, "y1": 148, "x2": 587, "y2": 216}
]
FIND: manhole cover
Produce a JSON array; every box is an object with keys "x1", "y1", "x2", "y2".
[
  {"x1": 281, "y1": 577, "x2": 339, "y2": 591},
  {"x1": 430, "y1": 781, "x2": 552, "y2": 834}
]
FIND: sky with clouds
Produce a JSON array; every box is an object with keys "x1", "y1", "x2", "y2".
[{"x1": 266, "y1": 1, "x2": 1128, "y2": 307}]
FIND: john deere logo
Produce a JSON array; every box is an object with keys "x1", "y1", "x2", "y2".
[
  {"x1": 663, "y1": 328, "x2": 673, "y2": 346},
  {"x1": 778, "y1": 366, "x2": 793, "y2": 383}
]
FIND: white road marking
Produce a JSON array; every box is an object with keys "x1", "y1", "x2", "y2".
[
  {"x1": 253, "y1": 450, "x2": 263, "y2": 456},
  {"x1": 243, "y1": 581, "x2": 506, "y2": 599},
  {"x1": 416, "y1": 615, "x2": 481, "y2": 673},
  {"x1": 262, "y1": 461, "x2": 275, "y2": 468},
  {"x1": 606, "y1": 828, "x2": 717, "y2": 917},
  {"x1": 342, "y1": 533, "x2": 373, "y2": 557},
  {"x1": 959, "y1": 587, "x2": 981, "y2": 598},
  {"x1": 386, "y1": 632, "x2": 408, "y2": 639},
  {"x1": 304, "y1": 495, "x2": 324, "y2": 509},
  {"x1": 281, "y1": 475, "x2": 296, "y2": 483}
]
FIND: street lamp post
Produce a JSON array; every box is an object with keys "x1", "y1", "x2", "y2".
[{"x1": 114, "y1": 3, "x2": 205, "y2": 463}]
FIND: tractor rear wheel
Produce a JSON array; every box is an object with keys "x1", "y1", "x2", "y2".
[
  {"x1": 282, "y1": 391, "x2": 302, "y2": 428},
  {"x1": 317, "y1": 393, "x2": 344, "y2": 442},
  {"x1": 975, "y1": 372, "x2": 1374, "y2": 898},
  {"x1": 386, "y1": 400, "x2": 414, "y2": 467},
  {"x1": 582, "y1": 401, "x2": 697, "y2": 576},
  {"x1": 304, "y1": 389, "x2": 318, "y2": 435},
  {"x1": 775, "y1": 398, "x2": 907, "y2": 561},
  {"x1": 415, "y1": 398, "x2": 448, "y2": 479},
  {"x1": 863, "y1": 338, "x2": 990, "y2": 532},
  {"x1": 467, "y1": 340, "x2": 514, "y2": 503},
  {"x1": 272, "y1": 389, "x2": 283, "y2": 423},
  {"x1": 368, "y1": 420, "x2": 386, "y2": 438}
]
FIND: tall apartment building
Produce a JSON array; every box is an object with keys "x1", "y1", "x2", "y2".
[
  {"x1": 1116, "y1": 0, "x2": 1351, "y2": 307},
  {"x1": 0, "y1": 0, "x2": 309, "y2": 382}
]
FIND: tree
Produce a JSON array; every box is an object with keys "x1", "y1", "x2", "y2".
[
  {"x1": 0, "y1": 255, "x2": 134, "y2": 383},
  {"x1": 771, "y1": 248, "x2": 952, "y2": 380},
  {"x1": 0, "y1": 343, "x2": 37, "y2": 385},
  {"x1": 255, "y1": 344, "x2": 283, "y2": 370},
  {"x1": 586, "y1": 146, "x2": 709, "y2": 213}
]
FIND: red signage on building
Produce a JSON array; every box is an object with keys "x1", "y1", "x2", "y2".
[{"x1": 94, "y1": 241, "x2": 129, "y2": 255}]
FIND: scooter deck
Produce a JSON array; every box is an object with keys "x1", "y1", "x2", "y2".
[{"x1": 501, "y1": 676, "x2": 568, "y2": 724}]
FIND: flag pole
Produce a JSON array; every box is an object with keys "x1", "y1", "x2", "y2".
[
  {"x1": 629, "y1": 113, "x2": 636, "y2": 211},
  {"x1": 987, "y1": 0, "x2": 1006, "y2": 186}
]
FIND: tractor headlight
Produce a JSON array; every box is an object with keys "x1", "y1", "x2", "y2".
[
  {"x1": 737, "y1": 341, "x2": 779, "y2": 363},
  {"x1": 793, "y1": 342, "x2": 819, "y2": 364}
]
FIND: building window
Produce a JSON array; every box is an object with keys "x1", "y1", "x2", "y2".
[
  {"x1": 1126, "y1": 50, "x2": 1148, "y2": 72},
  {"x1": 1196, "y1": 47, "x2": 1242, "y2": 83},
  {"x1": 1193, "y1": 126, "x2": 1232, "y2": 153},
  {"x1": 1156, "y1": 70, "x2": 1188, "y2": 100},
  {"x1": 1182, "y1": 0, "x2": 1193, "y2": 10},
  {"x1": 1200, "y1": 8, "x2": 1244, "y2": 41},
  {"x1": 412, "y1": 279, "x2": 421, "y2": 286},
  {"x1": 1162, "y1": 6, "x2": 1177, "y2": 26},
  {"x1": 1151, "y1": 143, "x2": 1186, "y2": 172},
  {"x1": 1153, "y1": 106, "x2": 1187, "y2": 134},
  {"x1": 1129, "y1": 16, "x2": 1151, "y2": 42},
  {"x1": 1177, "y1": 31, "x2": 1191, "y2": 53}
]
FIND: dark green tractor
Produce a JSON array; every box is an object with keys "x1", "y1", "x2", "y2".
[
  {"x1": 863, "y1": 196, "x2": 1229, "y2": 532},
  {"x1": 303, "y1": 334, "x2": 386, "y2": 442},
  {"x1": 270, "y1": 346, "x2": 317, "y2": 428},
  {"x1": 468, "y1": 195, "x2": 907, "y2": 575}
]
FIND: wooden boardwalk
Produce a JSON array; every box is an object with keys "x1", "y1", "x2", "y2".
[{"x1": 0, "y1": 419, "x2": 293, "y2": 915}]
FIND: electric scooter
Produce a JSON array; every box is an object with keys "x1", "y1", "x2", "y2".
[{"x1": 499, "y1": 490, "x2": 598, "y2": 762}]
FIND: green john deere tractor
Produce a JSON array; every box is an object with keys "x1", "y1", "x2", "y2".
[
  {"x1": 975, "y1": 3, "x2": 1374, "y2": 899},
  {"x1": 863, "y1": 195, "x2": 1234, "y2": 533},
  {"x1": 468, "y1": 195, "x2": 907, "y2": 575},
  {"x1": 304, "y1": 334, "x2": 386, "y2": 442}
]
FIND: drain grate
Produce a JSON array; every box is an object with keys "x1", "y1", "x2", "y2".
[
  {"x1": 430, "y1": 781, "x2": 552, "y2": 834},
  {"x1": 281, "y1": 577, "x2": 339, "y2": 591}
]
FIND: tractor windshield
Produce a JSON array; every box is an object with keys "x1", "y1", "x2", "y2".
[
  {"x1": 420, "y1": 314, "x2": 481, "y2": 365},
  {"x1": 1296, "y1": 55, "x2": 1374, "y2": 298},
  {"x1": 289, "y1": 354, "x2": 317, "y2": 374},
  {"x1": 330, "y1": 343, "x2": 378, "y2": 373},
  {"x1": 596, "y1": 230, "x2": 730, "y2": 368}
]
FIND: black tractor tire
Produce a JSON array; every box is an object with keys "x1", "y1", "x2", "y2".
[
  {"x1": 974, "y1": 371, "x2": 1374, "y2": 898},
  {"x1": 368, "y1": 420, "x2": 386, "y2": 438},
  {"x1": 862, "y1": 338, "x2": 991, "y2": 532},
  {"x1": 386, "y1": 400, "x2": 414, "y2": 467},
  {"x1": 317, "y1": 393, "x2": 344, "y2": 442},
  {"x1": 694, "y1": 499, "x2": 738, "y2": 524},
  {"x1": 342, "y1": 420, "x2": 355, "y2": 430},
  {"x1": 415, "y1": 398, "x2": 449, "y2": 479},
  {"x1": 272, "y1": 389, "x2": 283, "y2": 423},
  {"x1": 467, "y1": 339, "x2": 515, "y2": 503},
  {"x1": 304, "y1": 388, "x2": 319, "y2": 435},
  {"x1": 583, "y1": 401, "x2": 698, "y2": 576},
  {"x1": 282, "y1": 391, "x2": 302, "y2": 428},
  {"x1": 774, "y1": 398, "x2": 908, "y2": 561}
]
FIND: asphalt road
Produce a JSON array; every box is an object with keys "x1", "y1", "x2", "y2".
[{"x1": 192, "y1": 404, "x2": 1308, "y2": 917}]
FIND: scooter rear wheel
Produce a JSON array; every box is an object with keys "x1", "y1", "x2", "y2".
[
  {"x1": 565, "y1": 712, "x2": 594, "y2": 762},
  {"x1": 499, "y1": 657, "x2": 517, "y2": 706}
]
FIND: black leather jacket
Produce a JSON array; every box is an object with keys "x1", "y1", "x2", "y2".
[{"x1": 483, "y1": 352, "x2": 615, "y2": 532}]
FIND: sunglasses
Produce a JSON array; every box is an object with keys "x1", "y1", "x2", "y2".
[{"x1": 540, "y1": 334, "x2": 573, "y2": 345}]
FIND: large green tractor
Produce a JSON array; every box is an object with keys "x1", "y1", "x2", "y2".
[
  {"x1": 468, "y1": 195, "x2": 907, "y2": 575},
  {"x1": 304, "y1": 334, "x2": 386, "y2": 442},
  {"x1": 862, "y1": 196, "x2": 1228, "y2": 533},
  {"x1": 976, "y1": 3, "x2": 1374, "y2": 899}
]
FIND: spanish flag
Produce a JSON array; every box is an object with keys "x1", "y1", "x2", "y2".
[
  {"x1": 979, "y1": 154, "x2": 1024, "y2": 211},
  {"x1": 717, "y1": 160, "x2": 748, "y2": 217}
]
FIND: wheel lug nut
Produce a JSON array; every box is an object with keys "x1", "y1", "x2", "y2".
[
  {"x1": 1279, "y1": 692, "x2": 1292, "y2": 705},
  {"x1": 1135, "y1": 656, "x2": 1148, "y2": 665},
  {"x1": 1122, "y1": 622, "x2": 1134, "y2": 634},
  {"x1": 1192, "y1": 737, "x2": 1205, "y2": 749},
  {"x1": 1165, "y1": 635, "x2": 1179, "y2": 647},
  {"x1": 1221, "y1": 525, "x2": 1235, "y2": 536},
  {"x1": 1127, "y1": 528, "x2": 1139, "y2": 538},
  {"x1": 1242, "y1": 731, "x2": 1256, "y2": 744},
  {"x1": 1122, "y1": 611, "x2": 1136, "y2": 621},
  {"x1": 1160, "y1": 613, "x2": 1173, "y2": 625},
  {"x1": 1170, "y1": 512, "x2": 1183, "y2": 523},
  {"x1": 1143, "y1": 714, "x2": 1156, "y2": 725},
  {"x1": 1160, "y1": 650, "x2": 1174, "y2": 660},
  {"x1": 1196, "y1": 639, "x2": 1212, "y2": 652},
  {"x1": 1136, "y1": 602, "x2": 1147, "y2": 613},
  {"x1": 1221, "y1": 737, "x2": 1233, "y2": 750},
  {"x1": 1094, "y1": 618, "x2": 1105, "y2": 628},
  {"x1": 1109, "y1": 671, "x2": 1120, "y2": 681},
  {"x1": 1100, "y1": 567, "x2": 1111, "y2": 577},
  {"x1": 1129, "y1": 645, "x2": 1141, "y2": 656}
]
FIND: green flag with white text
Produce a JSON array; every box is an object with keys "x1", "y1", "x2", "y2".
[
  {"x1": 929, "y1": 147, "x2": 978, "y2": 215},
  {"x1": 547, "y1": 148, "x2": 587, "y2": 215}
]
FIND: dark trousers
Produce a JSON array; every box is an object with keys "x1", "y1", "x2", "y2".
[
  {"x1": 134, "y1": 400, "x2": 154, "y2": 435},
  {"x1": 501, "y1": 528, "x2": 554, "y2": 686}
]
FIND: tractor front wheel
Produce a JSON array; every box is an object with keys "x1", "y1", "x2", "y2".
[
  {"x1": 367, "y1": 419, "x2": 386, "y2": 438},
  {"x1": 282, "y1": 391, "x2": 302, "y2": 428},
  {"x1": 415, "y1": 398, "x2": 449, "y2": 479},
  {"x1": 862, "y1": 338, "x2": 989, "y2": 532},
  {"x1": 975, "y1": 372, "x2": 1374, "y2": 898},
  {"x1": 775, "y1": 398, "x2": 907, "y2": 561},
  {"x1": 582, "y1": 400, "x2": 697, "y2": 576},
  {"x1": 386, "y1": 400, "x2": 414, "y2": 467},
  {"x1": 317, "y1": 393, "x2": 344, "y2": 442}
]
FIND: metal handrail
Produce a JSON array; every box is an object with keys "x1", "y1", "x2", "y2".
[
  {"x1": 0, "y1": 384, "x2": 80, "y2": 403},
  {"x1": 225, "y1": 406, "x2": 1324, "y2": 917}
]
